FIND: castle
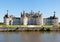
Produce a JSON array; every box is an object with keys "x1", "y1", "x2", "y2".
[{"x1": 4, "y1": 10, "x2": 58, "y2": 26}]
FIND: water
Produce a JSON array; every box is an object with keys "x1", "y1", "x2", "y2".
[{"x1": 0, "y1": 31, "x2": 60, "y2": 42}]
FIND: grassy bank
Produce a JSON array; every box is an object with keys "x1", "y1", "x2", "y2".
[
  {"x1": 0, "y1": 25, "x2": 42, "y2": 28},
  {"x1": 0, "y1": 25, "x2": 59, "y2": 29},
  {"x1": 0, "y1": 25, "x2": 60, "y2": 32}
]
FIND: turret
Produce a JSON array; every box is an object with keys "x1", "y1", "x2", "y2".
[
  {"x1": 4, "y1": 10, "x2": 9, "y2": 18},
  {"x1": 53, "y1": 11, "x2": 56, "y2": 18}
]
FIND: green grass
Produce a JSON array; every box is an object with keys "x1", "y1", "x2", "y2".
[{"x1": 0, "y1": 25, "x2": 59, "y2": 29}]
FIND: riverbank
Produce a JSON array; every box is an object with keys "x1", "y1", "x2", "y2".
[{"x1": 0, "y1": 25, "x2": 60, "y2": 32}]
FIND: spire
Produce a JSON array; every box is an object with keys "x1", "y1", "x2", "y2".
[
  {"x1": 53, "y1": 11, "x2": 56, "y2": 17},
  {"x1": 21, "y1": 12, "x2": 23, "y2": 17},
  {"x1": 31, "y1": 10, "x2": 34, "y2": 14},
  {"x1": 23, "y1": 10, "x2": 26, "y2": 17},
  {"x1": 4, "y1": 10, "x2": 9, "y2": 18},
  {"x1": 23, "y1": 10, "x2": 25, "y2": 14},
  {"x1": 7, "y1": 10, "x2": 8, "y2": 15},
  {"x1": 54, "y1": 11, "x2": 56, "y2": 14},
  {"x1": 38, "y1": 11, "x2": 40, "y2": 14}
]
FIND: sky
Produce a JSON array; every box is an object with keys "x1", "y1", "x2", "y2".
[{"x1": 0, "y1": 0, "x2": 60, "y2": 22}]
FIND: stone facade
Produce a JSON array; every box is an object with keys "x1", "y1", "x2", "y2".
[
  {"x1": 43, "y1": 14, "x2": 58, "y2": 25},
  {"x1": 4, "y1": 10, "x2": 58, "y2": 26}
]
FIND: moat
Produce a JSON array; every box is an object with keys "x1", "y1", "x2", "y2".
[{"x1": 0, "y1": 31, "x2": 60, "y2": 42}]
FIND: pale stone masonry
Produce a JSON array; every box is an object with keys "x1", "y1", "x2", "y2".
[{"x1": 4, "y1": 10, "x2": 58, "y2": 26}]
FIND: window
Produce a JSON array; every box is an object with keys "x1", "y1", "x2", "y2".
[{"x1": 9, "y1": 20, "x2": 11, "y2": 25}]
